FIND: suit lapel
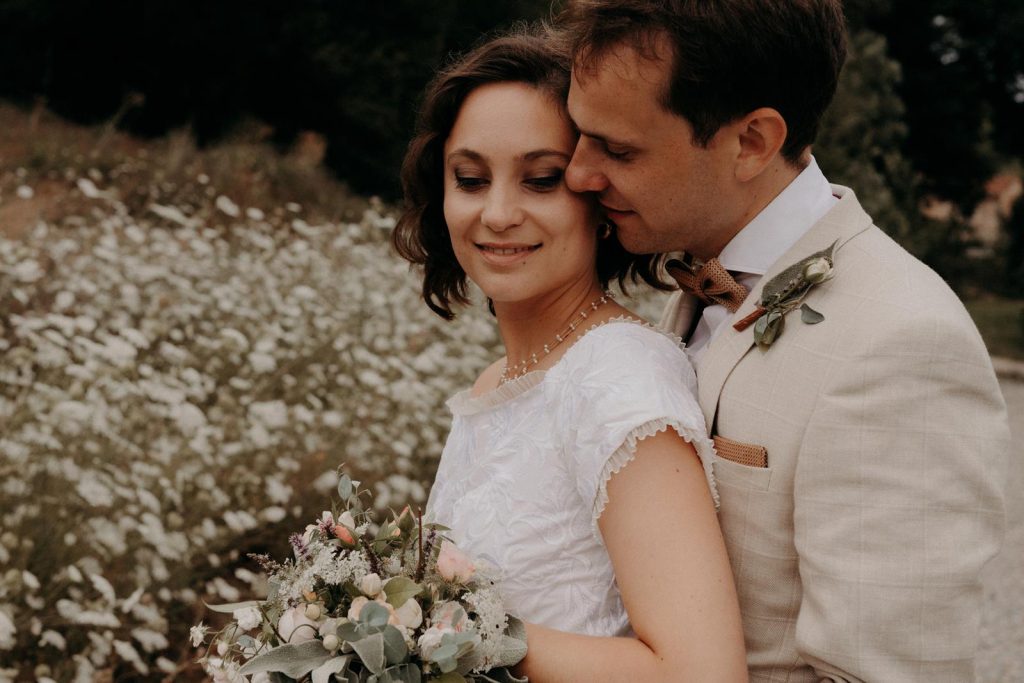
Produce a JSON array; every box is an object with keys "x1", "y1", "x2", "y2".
[{"x1": 696, "y1": 184, "x2": 875, "y2": 431}]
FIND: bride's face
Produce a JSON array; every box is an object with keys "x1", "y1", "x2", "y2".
[{"x1": 443, "y1": 81, "x2": 601, "y2": 307}]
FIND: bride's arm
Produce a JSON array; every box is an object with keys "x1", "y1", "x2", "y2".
[{"x1": 515, "y1": 429, "x2": 748, "y2": 682}]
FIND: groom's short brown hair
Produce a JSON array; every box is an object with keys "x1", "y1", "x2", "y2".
[{"x1": 558, "y1": 0, "x2": 847, "y2": 164}]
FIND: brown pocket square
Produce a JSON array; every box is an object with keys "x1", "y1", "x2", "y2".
[{"x1": 713, "y1": 435, "x2": 769, "y2": 468}]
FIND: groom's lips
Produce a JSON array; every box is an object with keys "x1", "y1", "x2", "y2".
[{"x1": 600, "y1": 202, "x2": 635, "y2": 221}]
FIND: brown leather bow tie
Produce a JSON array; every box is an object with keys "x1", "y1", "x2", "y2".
[{"x1": 665, "y1": 256, "x2": 749, "y2": 313}]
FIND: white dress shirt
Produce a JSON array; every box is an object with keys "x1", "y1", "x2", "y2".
[{"x1": 686, "y1": 157, "x2": 838, "y2": 362}]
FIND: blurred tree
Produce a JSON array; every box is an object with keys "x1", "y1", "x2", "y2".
[
  {"x1": 817, "y1": 28, "x2": 978, "y2": 291},
  {"x1": 0, "y1": 0, "x2": 551, "y2": 196},
  {"x1": 0, "y1": 0, "x2": 1020, "y2": 228},
  {"x1": 1001, "y1": 195, "x2": 1024, "y2": 297},
  {"x1": 871, "y1": 0, "x2": 1024, "y2": 209}
]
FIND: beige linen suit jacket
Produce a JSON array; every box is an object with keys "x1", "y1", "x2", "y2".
[{"x1": 660, "y1": 186, "x2": 1010, "y2": 682}]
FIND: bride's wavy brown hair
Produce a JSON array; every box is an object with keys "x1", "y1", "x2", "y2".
[{"x1": 393, "y1": 23, "x2": 670, "y2": 321}]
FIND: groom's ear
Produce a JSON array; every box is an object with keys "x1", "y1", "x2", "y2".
[{"x1": 731, "y1": 108, "x2": 787, "y2": 183}]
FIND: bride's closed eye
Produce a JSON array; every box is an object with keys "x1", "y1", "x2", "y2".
[
  {"x1": 523, "y1": 168, "x2": 565, "y2": 191},
  {"x1": 454, "y1": 174, "x2": 488, "y2": 191}
]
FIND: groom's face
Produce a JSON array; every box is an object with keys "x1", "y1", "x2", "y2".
[{"x1": 566, "y1": 39, "x2": 734, "y2": 259}]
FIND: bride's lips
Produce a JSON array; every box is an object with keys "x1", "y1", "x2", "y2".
[{"x1": 476, "y1": 242, "x2": 542, "y2": 266}]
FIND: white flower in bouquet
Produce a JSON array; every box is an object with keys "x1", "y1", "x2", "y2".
[
  {"x1": 360, "y1": 572, "x2": 383, "y2": 597},
  {"x1": 394, "y1": 597, "x2": 423, "y2": 629},
  {"x1": 277, "y1": 605, "x2": 319, "y2": 643},
  {"x1": 189, "y1": 623, "x2": 208, "y2": 648},
  {"x1": 233, "y1": 606, "x2": 261, "y2": 631}
]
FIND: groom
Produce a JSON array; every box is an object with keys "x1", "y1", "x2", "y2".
[{"x1": 559, "y1": 1, "x2": 1009, "y2": 680}]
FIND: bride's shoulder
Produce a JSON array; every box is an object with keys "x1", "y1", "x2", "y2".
[
  {"x1": 554, "y1": 317, "x2": 693, "y2": 383},
  {"x1": 577, "y1": 317, "x2": 685, "y2": 358}
]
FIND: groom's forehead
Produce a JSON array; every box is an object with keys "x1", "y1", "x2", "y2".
[{"x1": 570, "y1": 43, "x2": 670, "y2": 97}]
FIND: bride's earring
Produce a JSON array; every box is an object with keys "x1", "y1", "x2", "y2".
[{"x1": 597, "y1": 222, "x2": 613, "y2": 239}]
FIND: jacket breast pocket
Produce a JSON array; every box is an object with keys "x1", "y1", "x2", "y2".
[{"x1": 712, "y1": 437, "x2": 773, "y2": 492}]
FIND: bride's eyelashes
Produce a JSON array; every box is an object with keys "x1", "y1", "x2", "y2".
[
  {"x1": 454, "y1": 174, "x2": 488, "y2": 191},
  {"x1": 452, "y1": 168, "x2": 567, "y2": 193},
  {"x1": 523, "y1": 168, "x2": 565, "y2": 191}
]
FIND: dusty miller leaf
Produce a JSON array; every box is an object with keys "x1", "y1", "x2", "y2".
[
  {"x1": 369, "y1": 663, "x2": 423, "y2": 683},
  {"x1": 760, "y1": 240, "x2": 838, "y2": 305},
  {"x1": 312, "y1": 656, "x2": 352, "y2": 683},
  {"x1": 203, "y1": 599, "x2": 262, "y2": 614},
  {"x1": 238, "y1": 640, "x2": 334, "y2": 677}
]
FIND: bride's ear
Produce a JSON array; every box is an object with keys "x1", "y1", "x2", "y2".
[{"x1": 732, "y1": 108, "x2": 787, "y2": 183}]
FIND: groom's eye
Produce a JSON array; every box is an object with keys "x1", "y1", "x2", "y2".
[{"x1": 604, "y1": 146, "x2": 633, "y2": 162}]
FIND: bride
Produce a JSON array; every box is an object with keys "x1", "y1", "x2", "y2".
[{"x1": 393, "y1": 26, "x2": 747, "y2": 682}]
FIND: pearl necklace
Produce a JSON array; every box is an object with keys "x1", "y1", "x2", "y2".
[{"x1": 499, "y1": 291, "x2": 613, "y2": 385}]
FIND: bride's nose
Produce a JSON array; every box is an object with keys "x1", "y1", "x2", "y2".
[{"x1": 480, "y1": 183, "x2": 524, "y2": 231}]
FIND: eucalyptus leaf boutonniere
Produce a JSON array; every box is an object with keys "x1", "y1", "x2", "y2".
[{"x1": 732, "y1": 240, "x2": 838, "y2": 349}]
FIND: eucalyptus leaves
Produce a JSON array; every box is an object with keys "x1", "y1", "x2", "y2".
[{"x1": 733, "y1": 241, "x2": 837, "y2": 349}]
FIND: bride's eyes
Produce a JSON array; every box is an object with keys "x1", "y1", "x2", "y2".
[
  {"x1": 452, "y1": 168, "x2": 565, "y2": 192},
  {"x1": 454, "y1": 174, "x2": 488, "y2": 191},
  {"x1": 524, "y1": 169, "x2": 564, "y2": 191}
]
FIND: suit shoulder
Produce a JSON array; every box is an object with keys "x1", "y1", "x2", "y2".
[{"x1": 833, "y1": 225, "x2": 971, "y2": 321}]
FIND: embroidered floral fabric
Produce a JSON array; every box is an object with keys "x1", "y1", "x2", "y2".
[{"x1": 426, "y1": 321, "x2": 717, "y2": 636}]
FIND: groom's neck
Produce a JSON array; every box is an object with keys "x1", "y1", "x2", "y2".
[{"x1": 711, "y1": 157, "x2": 804, "y2": 257}]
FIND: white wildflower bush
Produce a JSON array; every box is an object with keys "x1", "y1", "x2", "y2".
[{"x1": 0, "y1": 169, "x2": 503, "y2": 680}]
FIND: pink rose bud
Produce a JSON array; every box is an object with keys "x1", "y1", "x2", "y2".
[
  {"x1": 333, "y1": 524, "x2": 356, "y2": 545},
  {"x1": 436, "y1": 540, "x2": 475, "y2": 583}
]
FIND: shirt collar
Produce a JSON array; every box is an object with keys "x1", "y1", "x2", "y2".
[{"x1": 717, "y1": 156, "x2": 837, "y2": 276}]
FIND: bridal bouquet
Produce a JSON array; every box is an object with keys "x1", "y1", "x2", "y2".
[{"x1": 192, "y1": 473, "x2": 527, "y2": 683}]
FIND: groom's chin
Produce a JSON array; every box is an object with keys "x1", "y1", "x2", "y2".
[{"x1": 613, "y1": 230, "x2": 659, "y2": 256}]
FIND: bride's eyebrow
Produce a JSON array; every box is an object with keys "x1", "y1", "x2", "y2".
[
  {"x1": 520, "y1": 150, "x2": 571, "y2": 162},
  {"x1": 446, "y1": 149, "x2": 486, "y2": 164}
]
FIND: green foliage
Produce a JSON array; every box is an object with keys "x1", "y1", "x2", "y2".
[
  {"x1": 382, "y1": 576, "x2": 423, "y2": 608},
  {"x1": 1000, "y1": 195, "x2": 1024, "y2": 297},
  {"x1": 965, "y1": 298, "x2": 1024, "y2": 360},
  {"x1": 817, "y1": 29, "x2": 981, "y2": 292},
  {"x1": 817, "y1": 31, "x2": 912, "y2": 237},
  {"x1": 237, "y1": 640, "x2": 336, "y2": 678}
]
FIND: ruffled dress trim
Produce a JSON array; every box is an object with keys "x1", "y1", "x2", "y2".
[
  {"x1": 447, "y1": 317, "x2": 684, "y2": 416},
  {"x1": 446, "y1": 371, "x2": 545, "y2": 415},
  {"x1": 591, "y1": 418, "x2": 720, "y2": 542}
]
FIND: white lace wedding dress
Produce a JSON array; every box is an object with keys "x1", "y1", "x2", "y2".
[{"x1": 426, "y1": 320, "x2": 718, "y2": 637}]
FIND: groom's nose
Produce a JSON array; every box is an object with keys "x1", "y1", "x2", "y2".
[{"x1": 566, "y1": 141, "x2": 609, "y2": 194}]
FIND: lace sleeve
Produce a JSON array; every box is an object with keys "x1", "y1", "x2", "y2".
[{"x1": 545, "y1": 323, "x2": 719, "y2": 540}]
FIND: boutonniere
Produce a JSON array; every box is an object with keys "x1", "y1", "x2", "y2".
[{"x1": 732, "y1": 240, "x2": 837, "y2": 349}]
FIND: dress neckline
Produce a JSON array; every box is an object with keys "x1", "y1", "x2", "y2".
[{"x1": 446, "y1": 317, "x2": 682, "y2": 416}]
